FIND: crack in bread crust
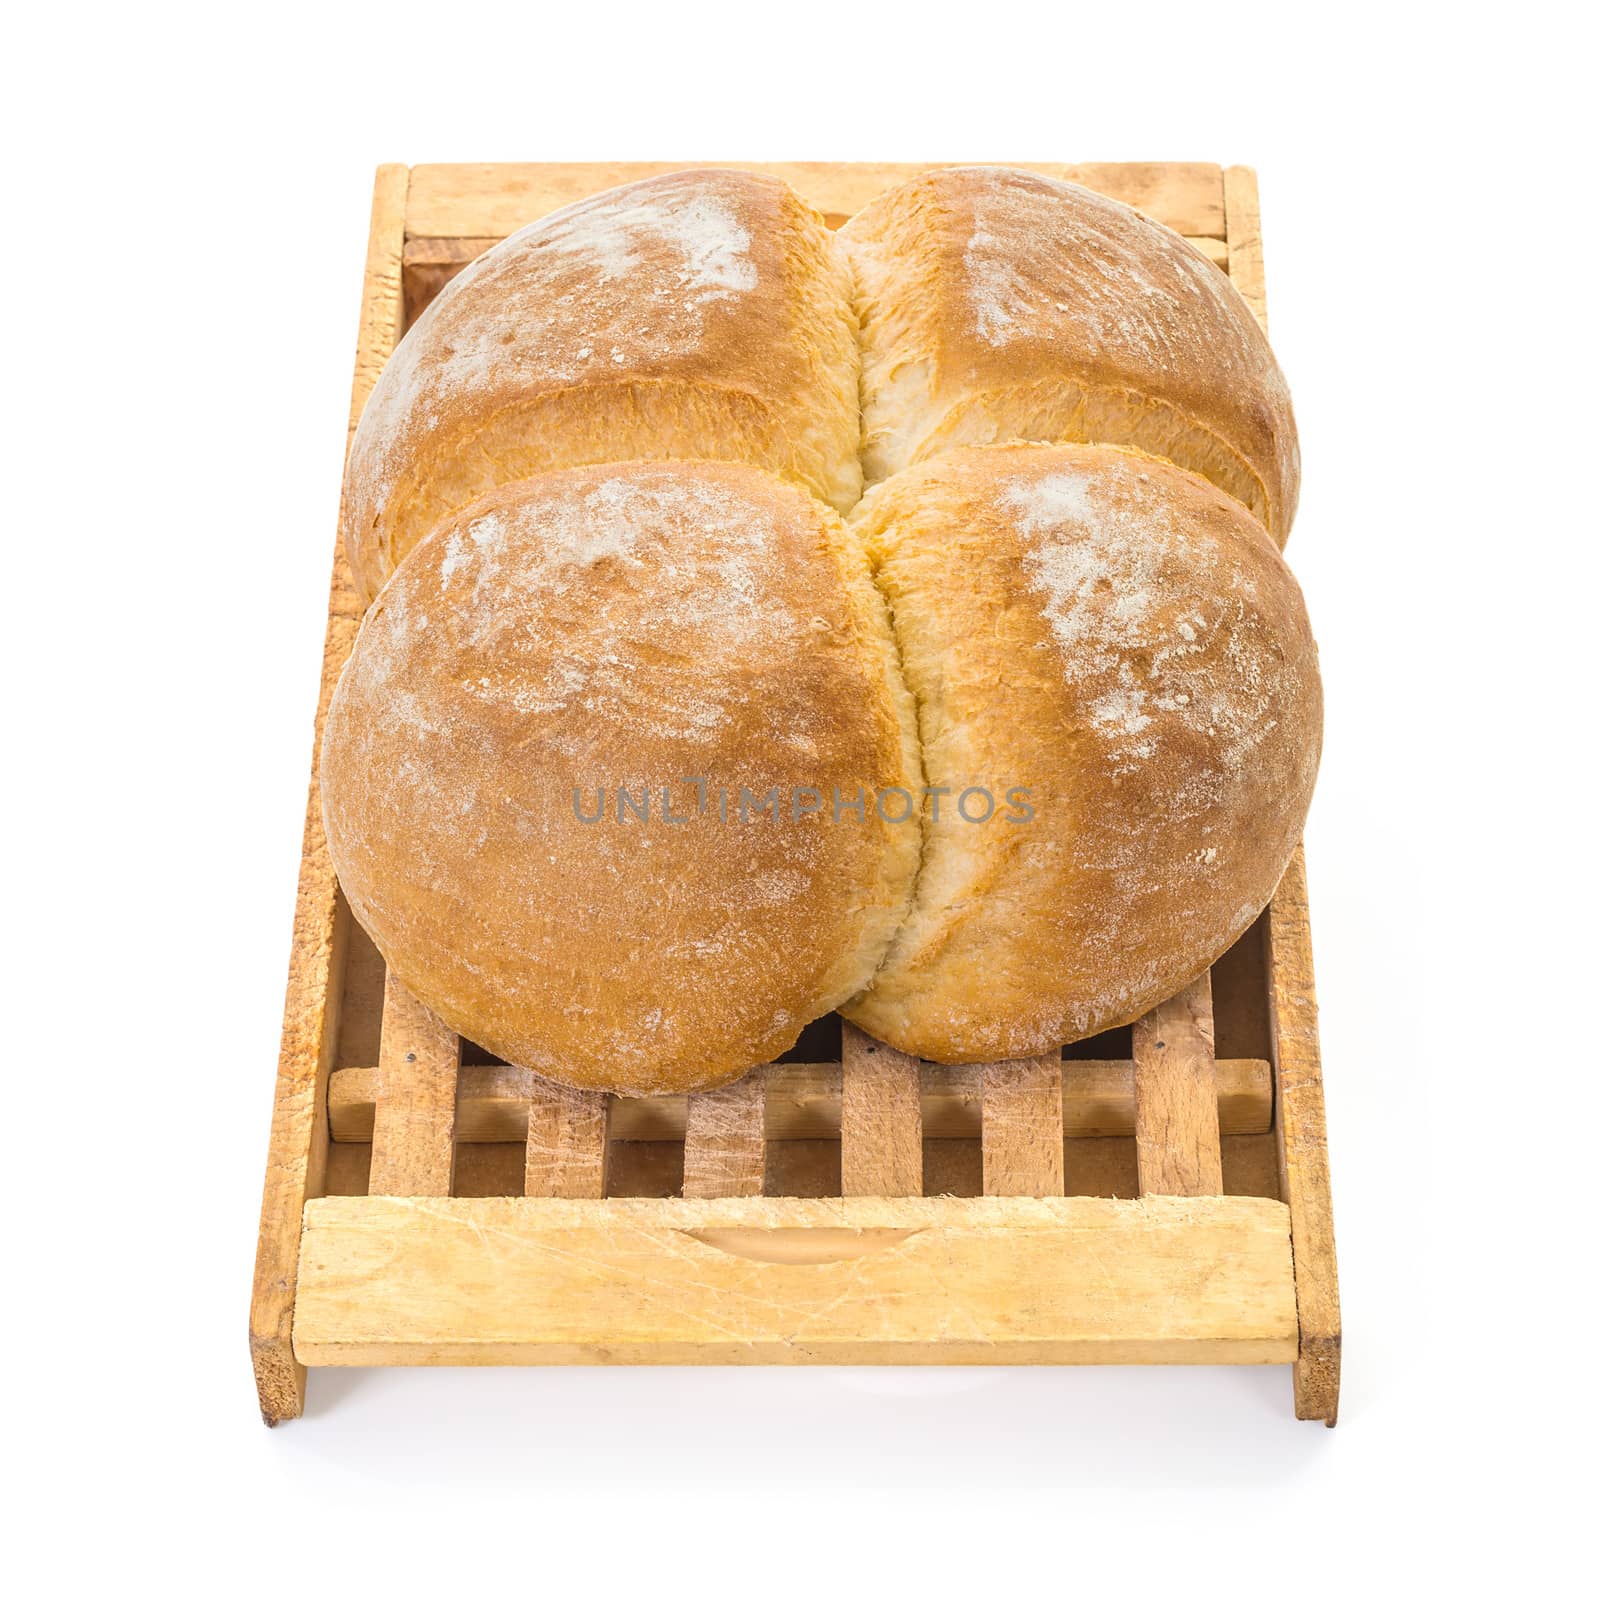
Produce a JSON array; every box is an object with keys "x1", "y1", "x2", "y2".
[{"x1": 841, "y1": 442, "x2": 1319, "y2": 1063}]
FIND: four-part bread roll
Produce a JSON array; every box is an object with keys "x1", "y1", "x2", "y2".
[{"x1": 322, "y1": 164, "x2": 1321, "y2": 1094}]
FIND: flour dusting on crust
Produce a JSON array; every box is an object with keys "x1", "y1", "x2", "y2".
[
  {"x1": 959, "y1": 166, "x2": 1277, "y2": 386},
  {"x1": 342, "y1": 167, "x2": 864, "y2": 596},
  {"x1": 535, "y1": 191, "x2": 757, "y2": 301},
  {"x1": 1004, "y1": 450, "x2": 1281, "y2": 784},
  {"x1": 846, "y1": 442, "x2": 1320, "y2": 1063},
  {"x1": 353, "y1": 174, "x2": 765, "y2": 514},
  {"x1": 424, "y1": 471, "x2": 795, "y2": 748},
  {"x1": 844, "y1": 165, "x2": 1299, "y2": 532},
  {"x1": 322, "y1": 460, "x2": 916, "y2": 1093}
]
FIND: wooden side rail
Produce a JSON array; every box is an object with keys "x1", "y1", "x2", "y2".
[
  {"x1": 250, "y1": 164, "x2": 410, "y2": 1424},
  {"x1": 1265, "y1": 848, "x2": 1341, "y2": 1424}
]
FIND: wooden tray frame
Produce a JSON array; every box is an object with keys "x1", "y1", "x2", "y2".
[{"x1": 250, "y1": 161, "x2": 1339, "y2": 1425}]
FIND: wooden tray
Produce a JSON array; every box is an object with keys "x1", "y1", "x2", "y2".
[{"x1": 250, "y1": 162, "x2": 1339, "y2": 1425}]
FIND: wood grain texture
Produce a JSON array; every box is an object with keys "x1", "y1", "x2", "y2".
[
  {"x1": 1226, "y1": 166, "x2": 1342, "y2": 1423},
  {"x1": 1267, "y1": 848, "x2": 1342, "y2": 1424},
  {"x1": 683, "y1": 1070, "x2": 766, "y2": 1198},
  {"x1": 400, "y1": 236, "x2": 498, "y2": 326},
  {"x1": 248, "y1": 163, "x2": 408, "y2": 1425},
  {"x1": 1224, "y1": 166, "x2": 1268, "y2": 331},
  {"x1": 840, "y1": 1022, "x2": 922, "y2": 1197},
  {"x1": 404, "y1": 161, "x2": 1226, "y2": 242},
  {"x1": 294, "y1": 1194, "x2": 1298, "y2": 1366},
  {"x1": 525, "y1": 1079, "x2": 610, "y2": 1199},
  {"x1": 345, "y1": 166, "x2": 411, "y2": 437},
  {"x1": 258, "y1": 158, "x2": 1338, "y2": 1421},
  {"x1": 1133, "y1": 973, "x2": 1225, "y2": 1196},
  {"x1": 333, "y1": 920, "x2": 386, "y2": 1068},
  {"x1": 399, "y1": 230, "x2": 1228, "y2": 328},
  {"x1": 369, "y1": 972, "x2": 461, "y2": 1196},
  {"x1": 981, "y1": 1057, "x2": 1066, "y2": 1197},
  {"x1": 326, "y1": 1056, "x2": 1273, "y2": 1142}
]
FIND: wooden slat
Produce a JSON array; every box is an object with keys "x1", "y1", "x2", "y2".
[
  {"x1": 401, "y1": 236, "x2": 498, "y2": 328},
  {"x1": 1133, "y1": 973, "x2": 1224, "y2": 1196},
  {"x1": 981, "y1": 1057, "x2": 1066, "y2": 1197},
  {"x1": 525, "y1": 1079, "x2": 610, "y2": 1199},
  {"x1": 402, "y1": 236, "x2": 501, "y2": 265},
  {"x1": 682, "y1": 1070, "x2": 766, "y2": 1198},
  {"x1": 368, "y1": 972, "x2": 461, "y2": 1196},
  {"x1": 294, "y1": 1194, "x2": 1297, "y2": 1366},
  {"x1": 248, "y1": 163, "x2": 409, "y2": 1425},
  {"x1": 1224, "y1": 165, "x2": 1268, "y2": 331},
  {"x1": 327, "y1": 1055, "x2": 1273, "y2": 1142},
  {"x1": 840, "y1": 1022, "x2": 922, "y2": 1197},
  {"x1": 404, "y1": 161, "x2": 1225, "y2": 242},
  {"x1": 1266, "y1": 847, "x2": 1342, "y2": 1425},
  {"x1": 399, "y1": 227, "x2": 1229, "y2": 330}
]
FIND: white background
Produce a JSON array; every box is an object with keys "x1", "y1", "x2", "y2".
[{"x1": 7, "y1": 2, "x2": 1592, "y2": 1592}]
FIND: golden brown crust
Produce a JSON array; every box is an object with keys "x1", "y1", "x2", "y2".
[
  {"x1": 322, "y1": 461, "x2": 919, "y2": 1095},
  {"x1": 841, "y1": 443, "x2": 1321, "y2": 1063},
  {"x1": 841, "y1": 166, "x2": 1300, "y2": 540},
  {"x1": 342, "y1": 170, "x2": 861, "y2": 600},
  {"x1": 326, "y1": 166, "x2": 1322, "y2": 1089}
]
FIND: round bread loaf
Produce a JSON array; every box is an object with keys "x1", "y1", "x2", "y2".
[
  {"x1": 841, "y1": 442, "x2": 1320, "y2": 1063},
  {"x1": 841, "y1": 166, "x2": 1300, "y2": 540},
  {"x1": 343, "y1": 169, "x2": 860, "y2": 600},
  {"x1": 322, "y1": 460, "x2": 921, "y2": 1095},
  {"x1": 326, "y1": 167, "x2": 1324, "y2": 1091}
]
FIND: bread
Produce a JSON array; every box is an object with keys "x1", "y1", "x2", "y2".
[
  {"x1": 841, "y1": 166, "x2": 1300, "y2": 540},
  {"x1": 342, "y1": 169, "x2": 861, "y2": 601},
  {"x1": 321, "y1": 460, "x2": 921, "y2": 1095},
  {"x1": 326, "y1": 165, "x2": 1323, "y2": 1091},
  {"x1": 839, "y1": 442, "x2": 1321, "y2": 1064}
]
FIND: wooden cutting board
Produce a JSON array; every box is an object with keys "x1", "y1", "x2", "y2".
[{"x1": 249, "y1": 161, "x2": 1338, "y2": 1427}]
